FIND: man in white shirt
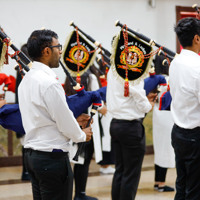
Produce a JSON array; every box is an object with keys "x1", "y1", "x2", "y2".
[
  {"x1": 169, "y1": 17, "x2": 200, "y2": 200},
  {"x1": 18, "y1": 29, "x2": 93, "y2": 200},
  {"x1": 106, "y1": 69, "x2": 156, "y2": 200}
]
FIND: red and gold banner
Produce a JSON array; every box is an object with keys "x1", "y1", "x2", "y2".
[{"x1": 61, "y1": 31, "x2": 96, "y2": 77}]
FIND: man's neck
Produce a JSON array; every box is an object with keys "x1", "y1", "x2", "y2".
[
  {"x1": 36, "y1": 58, "x2": 50, "y2": 67},
  {"x1": 184, "y1": 46, "x2": 200, "y2": 54}
]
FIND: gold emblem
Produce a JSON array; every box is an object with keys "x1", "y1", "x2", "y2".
[
  {"x1": 66, "y1": 45, "x2": 89, "y2": 68},
  {"x1": 118, "y1": 46, "x2": 144, "y2": 72}
]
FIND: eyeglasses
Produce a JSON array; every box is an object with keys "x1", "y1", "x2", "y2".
[{"x1": 49, "y1": 44, "x2": 62, "y2": 51}]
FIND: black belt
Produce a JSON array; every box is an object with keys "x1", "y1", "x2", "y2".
[
  {"x1": 25, "y1": 148, "x2": 68, "y2": 158},
  {"x1": 112, "y1": 118, "x2": 143, "y2": 123},
  {"x1": 174, "y1": 124, "x2": 200, "y2": 133}
]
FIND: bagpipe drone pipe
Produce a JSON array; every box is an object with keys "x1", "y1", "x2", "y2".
[
  {"x1": 0, "y1": 27, "x2": 31, "y2": 72},
  {"x1": 69, "y1": 21, "x2": 111, "y2": 59},
  {"x1": 115, "y1": 20, "x2": 176, "y2": 60}
]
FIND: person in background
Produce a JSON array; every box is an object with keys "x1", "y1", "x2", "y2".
[
  {"x1": 169, "y1": 17, "x2": 200, "y2": 200},
  {"x1": 18, "y1": 29, "x2": 93, "y2": 200},
  {"x1": 107, "y1": 67, "x2": 157, "y2": 200},
  {"x1": 15, "y1": 44, "x2": 30, "y2": 181},
  {"x1": 152, "y1": 55, "x2": 175, "y2": 192},
  {"x1": 64, "y1": 65, "x2": 100, "y2": 200}
]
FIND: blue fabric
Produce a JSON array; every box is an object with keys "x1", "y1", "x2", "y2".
[
  {"x1": 96, "y1": 86, "x2": 107, "y2": 102},
  {"x1": 144, "y1": 75, "x2": 167, "y2": 95},
  {"x1": 67, "y1": 88, "x2": 102, "y2": 118},
  {"x1": 0, "y1": 88, "x2": 102, "y2": 134},
  {"x1": 159, "y1": 91, "x2": 172, "y2": 111},
  {"x1": 0, "y1": 104, "x2": 25, "y2": 135}
]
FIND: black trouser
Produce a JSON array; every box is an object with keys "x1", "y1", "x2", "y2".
[
  {"x1": 172, "y1": 124, "x2": 200, "y2": 200},
  {"x1": 22, "y1": 146, "x2": 28, "y2": 173},
  {"x1": 110, "y1": 118, "x2": 146, "y2": 200},
  {"x1": 74, "y1": 139, "x2": 94, "y2": 195},
  {"x1": 155, "y1": 164, "x2": 167, "y2": 182},
  {"x1": 24, "y1": 149, "x2": 73, "y2": 200}
]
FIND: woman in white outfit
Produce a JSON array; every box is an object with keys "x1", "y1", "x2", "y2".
[{"x1": 152, "y1": 55, "x2": 175, "y2": 192}]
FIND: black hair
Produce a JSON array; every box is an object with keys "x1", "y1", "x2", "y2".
[
  {"x1": 21, "y1": 44, "x2": 29, "y2": 58},
  {"x1": 154, "y1": 54, "x2": 170, "y2": 75},
  {"x1": 174, "y1": 17, "x2": 200, "y2": 47},
  {"x1": 27, "y1": 29, "x2": 58, "y2": 61}
]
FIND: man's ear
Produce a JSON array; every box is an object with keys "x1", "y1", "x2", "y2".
[
  {"x1": 194, "y1": 34, "x2": 200, "y2": 44},
  {"x1": 42, "y1": 47, "x2": 51, "y2": 57}
]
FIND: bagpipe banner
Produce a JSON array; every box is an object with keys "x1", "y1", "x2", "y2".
[
  {"x1": 0, "y1": 38, "x2": 7, "y2": 70},
  {"x1": 61, "y1": 30, "x2": 97, "y2": 79},
  {"x1": 110, "y1": 30, "x2": 153, "y2": 87}
]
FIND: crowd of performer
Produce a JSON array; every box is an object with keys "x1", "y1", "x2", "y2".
[{"x1": 1, "y1": 14, "x2": 200, "y2": 200}]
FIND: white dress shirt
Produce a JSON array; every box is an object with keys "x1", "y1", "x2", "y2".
[
  {"x1": 169, "y1": 49, "x2": 200, "y2": 129},
  {"x1": 18, "y1": 61, "x2": 86, "y2": 152},
  {"x1": 106, "y1": 68, "x2": 152, "y2": 120}
]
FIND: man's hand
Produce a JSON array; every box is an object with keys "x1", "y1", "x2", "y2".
[
  {"x1": 76, "y1": 113, "x2": 93, "y2": 128},
  {"x1": 82, "y1": 126, "x2": 93, "y2": 141},
  {"x1": 0, "y1": 99, "x2": 6, "y2": 108},
  {"x1": 98, "y1": 105, "x2": 107, "y2": 116},
  {"x1": 147, "y1": 92, "x2": 158, "y2": 110},
  {"x1": 0, "y1": 93, "x2": 5, "y2": 100}
]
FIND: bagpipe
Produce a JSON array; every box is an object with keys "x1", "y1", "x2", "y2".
[
  {"x1": 0, "y1": 26, "x2": 104, "y2": 162},
  {"x1": 192, "y1": 4, "x2": 200, "y2": 19},
  {"x1": 0, "y1": 86, "x2": 104, "y2": 161},
  {"x1": 115, "y1": 20, "x2": 176, "y2": 59},
  {"x1": 61, "y1": 21, "x2": 111, "y2": 82},
  {"x1": 155, "y1": 4, "x2": 200, "y2": 111},
  {"x1": 0, "y1": 28, "x2": 28, "y2": 97},
  {"x1": 0, "y1": 85, "x2": 105, "y2": 136},
  {"x1": 69, "y1": 21, "x2": 111, "y2": 60},
  {"x1": 110, "y1": 20, "x2": 176, "y2": 97},
  {"x1": 0, "y1": 69, "x2": 102, "y2": 136},
  {"x1": 0, "y1": 26, "x2": 103, "y2": 112},
  {"x1": 0, "y1": 73, "x2": 16, "y2": 97},
  {"x1": 0, "y1": 27, "x2": 31, "y2": 72},
  {"x1": 61, "y1": 22, "x2": 112, "y2": 160}
]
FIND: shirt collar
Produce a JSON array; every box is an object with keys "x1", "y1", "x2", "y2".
[
  {"x1": 181, "y1": 49, "x2": 199, "y2": 57},
  {"x1": 32, "y1": 61, "x2": 57, "y2": 79}
]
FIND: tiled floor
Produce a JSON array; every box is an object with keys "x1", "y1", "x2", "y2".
[{"x1": 0, "y1": 155, "x2": 176, "y2": 200}]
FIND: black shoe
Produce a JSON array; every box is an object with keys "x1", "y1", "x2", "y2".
[
  {"x1": 74, "y1": 193, "x2": 98, "y2": 200},
  {"x1": 21, "y1": 172, "x2": 30, "y2": 181},
  {"x1": 154, "y1": 184, "x2": 159, "y2": 190},
  {"x1": 158, "y1": 185, "x2": 175, "y2": 192}
]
